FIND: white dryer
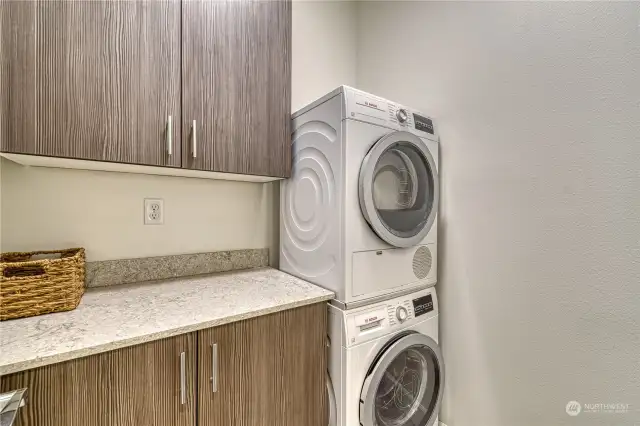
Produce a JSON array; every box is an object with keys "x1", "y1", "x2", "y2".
[
  {"x1": 281, "y1": 86, "x2": 439, "y2": 308},
  {"x1": 327, "y1": 287, "x2": 444, "y2": 426}
]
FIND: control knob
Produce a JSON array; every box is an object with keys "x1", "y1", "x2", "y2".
[
  {"x1": 396, "y1": 108, "x2": 408, "y2": 123},
  {"x1": 396, "y1": 306, "x2": 408, "y2": 323}
]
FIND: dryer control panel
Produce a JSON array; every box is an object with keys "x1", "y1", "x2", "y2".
[
  {"x1": 343, "y1": 86, "x2": 438, "y2": 142},
  {"x1": 342, "y1": 287, "x2": 438, "y2": 347}
]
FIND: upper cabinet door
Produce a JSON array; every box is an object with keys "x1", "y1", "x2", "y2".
[
  {"x1": 182, "y1": 0, "x2": 292, "y2": 178},
  {"x1": 0, "y1": 0, "x2": 181, "y2": 167}
]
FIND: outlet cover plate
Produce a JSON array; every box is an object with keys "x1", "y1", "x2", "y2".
[{"x1": 144, "y1": 198, "x2": 164, "y2": 225}]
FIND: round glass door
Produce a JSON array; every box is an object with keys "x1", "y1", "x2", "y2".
[
  {"x1": 359, "y1": 131, "x2": 438, "y2": 248},
  {"x1": 359, "y1": 333, "x2": 444, "y2": 426}
]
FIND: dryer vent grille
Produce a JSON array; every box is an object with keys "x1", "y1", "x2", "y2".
[{"x1": 412, "y1": 246, "x2": 432, "y2": 280}]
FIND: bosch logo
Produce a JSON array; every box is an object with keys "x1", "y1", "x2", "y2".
[
  {"x1": 364, "y1": 101, "x2": 378, "y2": 108},
  {"x1": 365, "y1": 316, "x2": 378, "y2": 323}
]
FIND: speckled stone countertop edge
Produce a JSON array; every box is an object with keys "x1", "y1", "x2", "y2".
[
  {"x1": 0, "y1": 267, "x2": 334, "y2": 376},
  {"x1": 0, "y1": 292, "x2": 332, "y2": 376}
]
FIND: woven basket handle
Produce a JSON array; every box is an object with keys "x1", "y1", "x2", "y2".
[{"x1": 1, "y1": 262, "x2": 49, "y2": 279}]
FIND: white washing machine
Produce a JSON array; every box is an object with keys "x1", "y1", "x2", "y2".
[
  {"x1": 281, "y1": 86, "x2": 440, "y2": 308},
  {"x1": 327, "y1": 287, "x2": 444, "y2": 426}
]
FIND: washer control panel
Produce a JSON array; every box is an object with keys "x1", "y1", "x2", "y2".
[{"x1": 343, "y1": 287, "x2": 438, "y2": 347}]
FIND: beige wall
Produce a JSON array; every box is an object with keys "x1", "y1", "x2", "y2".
[
  {"x1": 356, "y1": 2, "x2": 640, "y2": 426},
  {"x1": 0, "y1": 160, "x2": 278, "y2": 262},
  {"x1": 0, "y1": 1, "x2": 358, "y2": 264},
  {"x1": 292, "y1": 0, "x2": 358, "y2": 112}
]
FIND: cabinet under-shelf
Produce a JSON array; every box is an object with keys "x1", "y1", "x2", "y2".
[{"x1": 0, "y1": 153, "x2": 282, "y2": 183}]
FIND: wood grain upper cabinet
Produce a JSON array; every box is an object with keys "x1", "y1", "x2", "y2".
[
  {"x1": 0, "y1": 0, "x2": 182, "y2": 167},
  {"x1": 0, "y1": 333, "x2": 196, "y2": 426},
  {"x1": 197, "y1": 303, "x2": 327, "y2": 426},
  {"x1": 182, "y1": 0, "x2": 292, "y2": 178}
]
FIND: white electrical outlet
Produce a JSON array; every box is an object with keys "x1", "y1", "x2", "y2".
[{"x1": 144, "y1": 198, "x2": 164, "y2": 225}]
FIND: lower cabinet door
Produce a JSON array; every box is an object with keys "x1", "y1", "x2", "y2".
[
  {"x1": 197, "y1": 303, "x2": 327, "y2": 426},
  {"x1": 0, "y1": 333, "x2": 196, "y2": 426}
]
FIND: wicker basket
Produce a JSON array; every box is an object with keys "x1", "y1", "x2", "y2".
[{"x1": 0, "y1": 248, "x2": 85, "y2": 321}]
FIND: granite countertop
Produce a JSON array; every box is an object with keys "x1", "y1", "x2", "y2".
[{"x1": 0, "y1": 267, "x2": 333, "y2": 376}]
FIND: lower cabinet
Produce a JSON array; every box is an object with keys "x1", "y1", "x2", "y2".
[
  {"x1": 0, "y1": 303, "x2": 326, "y2": 426},
  {"x1": 0, "y1": 333, "x2": 196, "y2": 426},
  {"x1": 198, "y1": 302, "x2": 327, "y2": 426}
]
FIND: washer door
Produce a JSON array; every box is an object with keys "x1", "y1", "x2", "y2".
[
  {"x1": 359, "y1": 332, "x2": 444, "y2": 426},
  {"x1": 359, "y1": 131, "x2": 439, "y2": 248}
]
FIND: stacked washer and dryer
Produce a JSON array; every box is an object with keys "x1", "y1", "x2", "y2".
[{"x1": 280, "y1": 86, "x2": 444, "y2": 426}]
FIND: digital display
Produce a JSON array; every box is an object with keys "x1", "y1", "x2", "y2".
[
  {"x1": 414, "y1": 114, "x2": 434, "y2": 134},
  {"x1": 412, "y1": 294, "x2": 434, "y2": 317}
]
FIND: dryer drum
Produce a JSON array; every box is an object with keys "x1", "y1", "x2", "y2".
[{"x1": 359, "y1": 131, "x2": 439, "y2": 248}]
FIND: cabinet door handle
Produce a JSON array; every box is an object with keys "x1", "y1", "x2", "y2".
[
  {"x1": 210, "y1": 343, "x2": 218, "y2": 393},
  {"x1": 191, "y1": 120, "x2": 197, "y2": 158},
  {"x1": 180, "y1": 351, "x2": 186, "y2": 405},
  {"x1": 166, "y1": 116, "x2": 172, "y2": 155}
]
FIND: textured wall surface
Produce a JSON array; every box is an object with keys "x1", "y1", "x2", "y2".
[{"x1": 356, "y1": 2, "x2": 640, "y2": 425}]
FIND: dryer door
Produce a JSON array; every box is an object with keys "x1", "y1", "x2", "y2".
[
  {"x1": 359, "y1": 332, "x2": 444, "y2": 426},
  {"x1": 359, "y1": 131, "x2": 439, "y2": 248}
]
